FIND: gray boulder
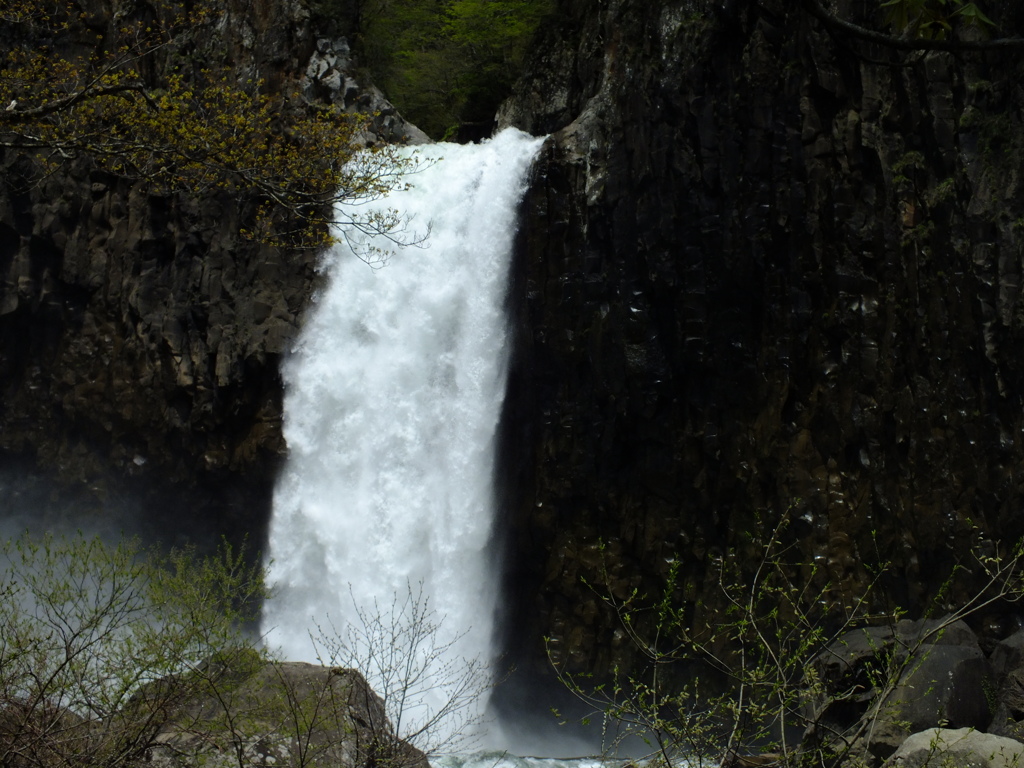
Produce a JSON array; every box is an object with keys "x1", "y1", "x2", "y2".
[
  {"x1": 868, "y1": 644, "x2": 992, "y2": 757},
  {"x1": 145, "y1": 661, "x2": 428, "y2": 768},
  {"x1": 805, "y1": 618, "x2": 993, "y2": 761},
  {"x1": 991, "y1": 629, "x2": 1024, "y2": 678},
  {"x1": 988, "y1": 630, "x2": 1024, "y2": 742},
  {"x1": 989, "y1": 666, "x2": 1024, "y2": 743},
  {"x1": 887, "y1": 728, "x2": 1024, "y2": 768},
  {"x1": 895, "y1": 618, "x2": 985, "y2": 648}
]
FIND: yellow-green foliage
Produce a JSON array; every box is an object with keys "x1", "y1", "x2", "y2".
[
  {"x1": 0, "y1": 532, "x2": 267, "y2": 768},
  {"x1": 0, "y1": 0, "x2": 416, "y2": 249},
  {"x1": 879, "y1": 0, "x2": 994, "y2": 39}
]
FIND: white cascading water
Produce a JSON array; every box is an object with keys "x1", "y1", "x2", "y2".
[{"x1": 263, "y1": 128, "x2": 545, "y2": 750}]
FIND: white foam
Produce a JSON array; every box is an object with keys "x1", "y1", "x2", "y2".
[{"x1": 264, "y1": 129, "x2": 545, "y2": 747}]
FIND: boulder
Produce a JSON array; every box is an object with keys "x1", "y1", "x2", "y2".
[
  {"x1": 145, "y1": 661, "x2": 428, "y2": 768},
  {"x1": 987, "y1": 629, "x2": 1024, "y2": 742},
  {"x1": 813, "y1": 625, "x2": 896, "y2": 687},
  {"x1": 887, "y1": 728, "x2": 1024, "y2": 768},
  {"x1": 988, "y1": 666, "x2": 1024, "y2": 743},
  {"x1": 868, "y1": 645, "x2": 992, "y2": 758},
  {"x1": 896, "y1": 618, "x2": 984, "y2": 649},
  {"x1": 991, "y1": 629, "x2": 1024, "y2": 678},
  {"x1": 805, "y1": 619, "x2": 993, "y2": 761}
]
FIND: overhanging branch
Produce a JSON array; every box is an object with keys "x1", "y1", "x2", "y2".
[
  {"x1": 1, "y1": 82, "x2": 157, "y2": 123},
  {"x1": 801, "y1": 0, "x2": 1024, "y2": 51}
]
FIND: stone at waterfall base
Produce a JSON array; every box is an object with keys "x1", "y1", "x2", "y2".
[
  {"x1": 887, "y1": 728, "x2": 1024, "y2": 768},
  {"x1": 142, "y1": 661, "x2": 428, "y2": 768}
]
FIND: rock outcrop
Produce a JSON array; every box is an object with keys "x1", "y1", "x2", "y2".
[
  {"x1": 147, "y1": 662, "x2": 429, "y2": 768},
  {"x1": 888, "y1": 728, "x2": 1024, "y2": 768},
  {"x1": 495, "y1": 0, "x2": 1024, "y2": 681},
  {"x1": 0, "y1": 0, "x2": 422, "y2": 544},
  {"x1": 808, "y1": 617, "x2": 994, "y2": 761}
]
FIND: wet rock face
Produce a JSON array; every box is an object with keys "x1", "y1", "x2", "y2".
[
  {"x1": 0, "y1": 0, "x2": 419, "y2": 542},
  {"x1": 0, "y1": 0, "x2": 317, "y2": 539},
  {"x1": 0, "y1": 165, "x2": 304, "y2": 540},
  {"x1": 496, "y1": 0, "x2": 1024, "y2": 678}
]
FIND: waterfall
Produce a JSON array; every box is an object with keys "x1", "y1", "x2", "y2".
[{"x1": 263, "y1": 128, "x2": 544, "y2": 750}]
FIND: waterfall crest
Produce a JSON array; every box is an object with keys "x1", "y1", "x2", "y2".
[{"x1": 263, "y1": 128, "x2": 545, "y2": 747}]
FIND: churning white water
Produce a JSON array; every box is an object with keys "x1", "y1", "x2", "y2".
[{"x1": 263, "y1": 128, "x2": 545, "y2": 748}]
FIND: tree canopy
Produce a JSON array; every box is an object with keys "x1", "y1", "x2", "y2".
[
  {"x1": 0, "y1": 0, "x2": 416, "y2": 249},
  {"x1": 357, "y1": 0, "x2": 555, "y2": 140}
]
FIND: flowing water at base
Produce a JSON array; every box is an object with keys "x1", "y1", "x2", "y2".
[{"x1": 434, "y1": 753, "x2": 617, "y2": 768}]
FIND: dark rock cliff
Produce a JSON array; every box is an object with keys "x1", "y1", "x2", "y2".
[
  {"x1": 0, "y1": 0, "x2": 421, "y2": 544},
  {"x1": 6, "y1": 0, "x2": 1024, "y2": 702},
  {"x1": 495, "y1": 0, "x2": 1024, "y2": 680}
]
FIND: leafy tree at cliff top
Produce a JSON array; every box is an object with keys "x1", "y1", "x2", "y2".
[
  {"x1": 0, "y1": 0, "x2": 416, "y2": 249},
  {"x1": 358, "y1": 0, "x2": 554, "y2": 139}
]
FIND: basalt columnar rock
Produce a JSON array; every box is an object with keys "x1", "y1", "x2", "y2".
[
  {"x1": 0, "y1": 0, "x2": 422, "y2": 544},
  {"x1": 494, "y1": 0, "x2": 1024, "y2": 682}
]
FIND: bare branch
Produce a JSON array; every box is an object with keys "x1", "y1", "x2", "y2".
[{"x1": 800, "y1": 0, "x2": 1024, "y2": 51}]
